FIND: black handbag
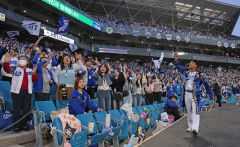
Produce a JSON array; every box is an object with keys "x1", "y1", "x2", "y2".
[{"x1": 123, "y1": 90, "x2": 129, "y2": 97}]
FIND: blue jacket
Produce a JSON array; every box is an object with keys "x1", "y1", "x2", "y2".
[
  {"x1": 87, "y1": 68, "x2": 97, "y2": 88},
  {"x1": 236, "y1": 88, "x2": 240, "y2": 94},
  {"x1": 167, "y1": 86, "x2": 175, "y2": 97},
  {"x1": 69, "y1": 90, "x2": 99, "y2": 115},
  {"x1": 176, "y1": 84, "x2": 182, "y2": 95},
  {"x1": 32, "y1": 53, "x2": 58, "y2": 66},
  {"x1": 164, "y1": 99, "x2": 178, "y2": 109},
  {"x1": 33, "y1": 60, "x2": 54, "y2": 93},
  {"x1": 175, "y1": 61, "x2": 213, "y2": 114}
]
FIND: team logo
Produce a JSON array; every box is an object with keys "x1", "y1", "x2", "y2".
[{"x1": 106, "y1": 27, "x2": 113, "y2": 34}]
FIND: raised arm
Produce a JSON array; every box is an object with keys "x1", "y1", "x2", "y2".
[
  {"x1": 32, "y1": 36, "x2": 45, "y2": 51},
  {"x1": 174, "y1": 53, "x2": 188, "y2": 73},
  {"x1": 32, "y1": 52, "x2": 40, "y2": 65}
]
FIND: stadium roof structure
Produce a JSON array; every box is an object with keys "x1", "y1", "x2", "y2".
[{"x1": 68, "y1": 0, "x2": 240, "y2": 34}]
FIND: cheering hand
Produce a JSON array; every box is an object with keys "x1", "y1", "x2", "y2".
[
  {"x1": 4, "y1": 53, "x2": 11, "y2": 63},
  {"x1": 174, "y1": 53, "x2": 178, "y2": 61},
  {"x1": 32, "y1": 66, "x2": 37, "y2": 74}
]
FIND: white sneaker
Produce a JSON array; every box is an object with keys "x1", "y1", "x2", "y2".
[
  {"x1": 186, "y1": 128, "x2": 192, "y2": 132},
  {"x1": 236, "y1": 103, "x2": 239, "y2": 106}
]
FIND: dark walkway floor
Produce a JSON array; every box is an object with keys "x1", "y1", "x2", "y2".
[{"x1": 140, "y1": 104, "x2": 240, "y2": 147}]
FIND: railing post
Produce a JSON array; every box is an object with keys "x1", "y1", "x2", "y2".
[{"x1": 33, "y1": 110, "x2": 43, "y2": 147}]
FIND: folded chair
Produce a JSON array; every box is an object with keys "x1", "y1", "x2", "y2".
[
  {"x1": 119, "y1": 109, "x2": 138, "y2": 136},
  {"x1": 108, "y1": 110, "x2": 129, "y2": 141},
  {"x1": 77, "y1": 113, "x2": 109, "y2": 147},
  {"x1": 52, "y1": 117, "x2": 87, "y2": 147},
  {"x1": 93, "y1": 111, "x2": 122, "y2": 147}
]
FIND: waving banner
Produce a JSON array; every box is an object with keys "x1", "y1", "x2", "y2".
[
  {"x1": 55, "y1": 16, "x2": 70, "y2": 34},
  {"x1": 22, "y1": 21, "x2": 41, "y2": 36}
]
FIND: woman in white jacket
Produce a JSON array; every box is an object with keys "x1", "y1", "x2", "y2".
[{"x1": 3, "y1": 53, "x2": 38, "y2": 132}]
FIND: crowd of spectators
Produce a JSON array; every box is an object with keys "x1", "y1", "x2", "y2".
[
  {"x1": 93, "y1": 15, "x2": 240, "y2": 44},
  {"x1": 0, "y1": 35, "x2": 240, "y2": 132}
]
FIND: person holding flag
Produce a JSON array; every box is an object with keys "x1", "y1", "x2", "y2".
[
  {"x1": 31, "y1": 36, "x2": 58, "y2": 69},
  {"x1": 174, "y1": 53, "x2": 214, "y2": 136},
  {"x1": 152, "y1": 52, "x2": 164, "y2": 73}
]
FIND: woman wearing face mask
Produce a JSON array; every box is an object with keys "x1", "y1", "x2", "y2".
[
  {"x1": 3, "y1": 54, "x2": 38, "y2": 132},
  {"x1": 69, "y1": 77, "x2": 103, "y2": 115},
  {"x1": 0, "y1": 49, "x2": 18, "y2": 83},
  {"x1": 54, "y1": 54, "x2": 85, "y2": 100},
  {"x1": 94, "y1": 63, "x2": 114, "y2": 111},
  {"x1": 133, "y1": 73, "x2": 147, "y2": 106},
  {"x1": 33, "y1": 57, "x2": 54, "y2": 101}
]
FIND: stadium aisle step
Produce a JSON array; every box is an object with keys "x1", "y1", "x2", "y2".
[{"x1": 0, "y1": 130, "x2": 35, "y2": 147}]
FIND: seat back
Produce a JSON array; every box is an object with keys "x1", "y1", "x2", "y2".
[
  {"x1": 108, "y1": 110, "x2": 122, "y2": 127},
  {"x1": 108, "y1": 109, "x2": 129, "y2": 141},
  {"x1": 0, "y1": 81, "x2": 12, "y2": 111},
  {"x1": 76, "y1": 113, "x2": 97, "y2": 134},
  {"x1": 56, "y1": 100, "x2": 69, "y2": 110},
  {"x1": 93, "y1": 111, "x2": 107, "y2": 132},
  {"x1": 35, "y1": 101, "x2": 56, "y2": 121},
  {"x1": 91, "y1": 99, "x2": 98, "y2": 107},
  {"x1": 53, "y1": 117, "x2": 63, "y2": 145}
]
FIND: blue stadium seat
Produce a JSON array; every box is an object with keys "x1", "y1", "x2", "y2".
[
  {"x1": 153, "y1": 104, "x2": 161, "y2": 120},
  {"x1": 50, "y1": 84, "x2": 57, "y2": 101},
  {"x1": 77, "y1": 113, "x2": 109, "y2": 146},
  {"x1": 93, "y1": 111, "x2": 122, "y2": 143},
  {"x1": 53, "y1": 117, "x2": 87, "y2": 147},
  {"x1": 0, "y1": 81, "x2": 13, "y2": 111},
  {"x1": 132, "y1": 107, "x2": 145, "y2": 131},
  {"x1": 162, "y1": 97, "x2": 168, "y2": 103},
  {"x1": 147, "y1": 105, "x2": 157, "y2": 127},
  {"x1": 53, "y1": 117, "x2": 63, "y2": 145},
  {"x1": 56, "y1": 100, "x2": 69, "y2": 110},
  {"x1": 108, "y1": 109, "x2": 129, "y2": 141},
  {"x1": 35, "y1": 101, "x2": 56, "y2": 125},
  {"x1": 119, "y1": 109, "x2": 137, "y2": 136},
  {"x1": 91, "y1": 99, "x2": 98, "y2": 107}
]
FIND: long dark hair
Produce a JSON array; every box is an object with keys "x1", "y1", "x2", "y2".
[
  {"x1": 98, "y1": 64, "x2": 109, "y2": 78},
  {"x1": 60, "y1": 54, "x2": 72, "y2": 70},
  {"x1": 136, "y1": 73, "x2": 142, "y2": 88},
  {"x1": 147, "y1": 76, "x2": 152, "y2": 87}
]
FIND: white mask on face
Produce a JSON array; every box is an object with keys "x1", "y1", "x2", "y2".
[{"x1": 18, "y1": 60, "x2": 27, "y2": 66}]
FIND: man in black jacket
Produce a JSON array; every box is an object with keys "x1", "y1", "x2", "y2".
[{"x1": 213, "y1": 82, "x2": 222, "y2": 107}]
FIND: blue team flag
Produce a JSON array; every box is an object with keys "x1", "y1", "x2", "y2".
[
  {"x1": 22, "y1": 21, "x2": 41, "y2": 36},
  {"x1": 55, "y1": 16, "x2": 70, "y2": 34},
  {"x1": 160, "y1": 68, "x2": 168, "y2": 73},
  {"x1": 69, "y1": 44, "x2": 78, "y2": 52},
  {"x1": 83, "y1": 49, "x2": 88, "y2": 57},
  {"x1": 7, "y1": 31, "x2": 19, "y2": 38}
]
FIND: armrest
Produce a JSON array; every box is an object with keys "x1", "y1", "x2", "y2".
[
  {"x1": 96, "y1": 121, "x2": 106, "y2": 127},
  {"x1": 81, "y1": 125, "x2": 89, "y2": 132},
  {"x1": 111, "y1": 118, "x2": 121, "y2": 124},
  {"x1": 50, "y1": 125, "x2": 68, "y2": 138}
]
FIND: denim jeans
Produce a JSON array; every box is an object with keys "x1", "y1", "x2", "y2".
[
  {"x1": 97, "y1": 90, "x2": 111, "y2": 111},
  {"x1": 112, "y1": 93, "x2": 123, "y2": 110},
  {"x1": 133, "y1": 94, "x2": 142, "y2": 107},
  {"x1": 123, "y1": 91, "x2": 133, "y2": 105}
]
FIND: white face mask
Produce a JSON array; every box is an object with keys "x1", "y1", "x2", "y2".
[{"x1": 18, "y1": 60, "x2": 27, "y2": 66}]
